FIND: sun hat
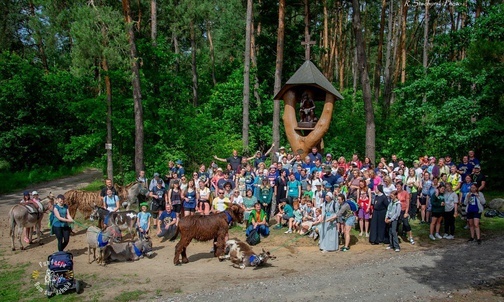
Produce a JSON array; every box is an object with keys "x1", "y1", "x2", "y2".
[{"x1": 140, "y1": 202, "x2": 148, "y2": 207}]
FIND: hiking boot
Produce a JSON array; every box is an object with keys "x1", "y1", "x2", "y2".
[
  {"x1": 467, "y1": 237, "x2": 474, "y2": 242},
  {"x1": 477, "y1": 239, "x2": 482, "y2": 245},
  {"x1": 429, "y1": 234, "x2": 436, "y2": 241},
  {"x1": 435, "y1": 233, "x2": 442, "y2": 239}
]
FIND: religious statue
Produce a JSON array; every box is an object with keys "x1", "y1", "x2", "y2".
[{"x1": 299, "y1": 92, "x2": 315, "y2": 123}]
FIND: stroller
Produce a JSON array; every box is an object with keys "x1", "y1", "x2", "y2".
[{"x1": 45, "y1": 251, "x2": 81, "y2": 297}]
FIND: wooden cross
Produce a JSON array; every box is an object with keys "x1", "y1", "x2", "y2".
[{"x1": 301, "y1": 34, "x2": 315, "y2": 61}]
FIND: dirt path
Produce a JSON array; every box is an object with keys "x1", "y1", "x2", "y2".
[{"x1": 0, "y1": 170, "x2": 503, "y2": 301}]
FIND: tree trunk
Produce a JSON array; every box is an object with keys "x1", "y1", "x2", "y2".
[
  {"x1": 242, "y1": 0, "x2": 253, "y2": 153},
  {"x1": 337, "y1": 3, "x2": 345, "y2": 92},
  {"x1": 373, "y1": 0, "x2": 387, "y2": 103},
  {"x1": 251, "y1": 13, "x2": 261, "y2": 107},
  {"x1": 383, "y1": 0, "x2": 395, "y2": 116},
  {"x1": 102, "y1": 57, "x2": 114, "y2": 181},
  {"x1": 190, "y1": 20, "x2": 198, "y2": 107},
  {"x1": 207, "y1": 21, "x2": 216, "y2": 86},
  {"x1": 273, "y1": 0, "x2": 285, "y2": 153},
  {"x1": 400, "y1": 0, "x2": 407, "y2": 83},
  {"x1": 122, "y1": 0, "x2": 144, "y2": 175},
  {"x1": 151, "y1": 0, "x2": 157, "y2": 45},
  {"x1": 351, "y1": 0, "x2": 375, "y2": 163},
  {"x1": 172, "y1": 29, "x2": 180, "y2": 73},
  {"x1": 322, "y1": 0, "x2": 329, "y2": 76},
  {"x1": 28, "y1": 1, "x2": 48, "y2": 72},
  {"x1": 422, "y1": 0, "x2": 430, "y2": 103}
]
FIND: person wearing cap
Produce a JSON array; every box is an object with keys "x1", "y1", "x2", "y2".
[
  {"x1": 175, "y1": 159, "x2": 185, "y2": 178},
  {"x1": 322, "y1": 165, "x2": 338, "y2": 189},
  {"x1": 275, "y1": 146, "x2": 288, "y2": 163},
  {"x1": 100, "y1": 178, "x2": 117, "y2": 198},
  {"x1": 137, "y1": 202, "x2": 152, "y2": 239},
  {"x1": 149, "y1": 179, "x2": 168, "y2": 219},
  {"x1": 318, "y1": 192, "x2": 339, "y2": 252},
  {"x1": 149, "y1": 173, "x2": 165, "y2": 191},
  {"x1": 211, "y1": 167, "x2": 224, "y2": 192},
  {"x1": 53, "y1": 194, "x2": 74, "y2": 251},
  {"x1": 257, "y1": 177, "x2": 273, "y2": 221},
  {"x1": 471, "y1": 164, "x2": 486, "y2": 192},
  {"x1": 324, "y1": 153, "x2": 333, "y2": 166},
  {"x1": 156, "y1": 203, "x2": 178, "y2": 240},
  {"x1": 312, "y1": 180, "x2": 324, "y2": 208},
  {"x1": 457, "y1": 155, "x2": 473, "y2": 180},
  {"x1": 214, "y1": 150, "x2": 254, "y2": 172}
]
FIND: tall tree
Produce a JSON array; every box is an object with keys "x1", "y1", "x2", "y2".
[
  {"x1": 190, "y1": 19, "x2": 198, "y2": 106},
  {"x1": 422, "y1": 0, "x2": 430, "y2": 103},
  {"x1": 242, "y1": 0, "x2": 253, "y2": 152},
  {"x1": 352, "y1": 0, "x2": 375, "y2": 163},
  {"x1": 273, "y1": 0, "x2": 286, "y2": 153},
  {"x1": 122, "y1": 0, "x2": 144, "y2": 175},
  {"x1": 151, "y1": 0, "x2": 157, "y2": 45}
]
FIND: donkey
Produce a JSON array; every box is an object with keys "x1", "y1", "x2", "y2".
[
  {"x1": 102, "y1": 236, "x2": 153, "y2": 264},
  {"x1": 9, "y1": 196, "x2": 51, "y2": 251},
  {"x1": 86, "y1": 225, "x2": 122, "y2": 264},
  {"x1": 224, "y1": 239, "x2": 276, "y2": 269},
  {"x1": 90, "y1": 206, "x2": 138, "y2": 239},
  {"x1": 121, "y1": 182, "x2": 151, "y2": 211}
]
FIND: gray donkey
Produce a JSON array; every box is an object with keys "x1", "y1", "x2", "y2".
[
  {"x1": 9, "y1": 195, "x2": 51, "y2": 251},
  {"x1": 86, "y1": 225, "x2": 122, "y2": 265}
]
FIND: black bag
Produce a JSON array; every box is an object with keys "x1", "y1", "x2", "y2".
[
  {"x1": 246, "y1": 228, "x2": 261, "y2": 246},
  {"x1": 484, "y1": 209, "x2": 498, "y2": 218}
]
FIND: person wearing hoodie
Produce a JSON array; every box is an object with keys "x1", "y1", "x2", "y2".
[{"x1": 385, "y1": 191, "x2": 402, "y2": 252}]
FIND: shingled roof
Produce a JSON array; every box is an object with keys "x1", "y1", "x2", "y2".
[{"x1": 274, "y1": 60, "x2": 344, "y2": 101}]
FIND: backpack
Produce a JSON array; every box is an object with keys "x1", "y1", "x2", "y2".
[
  {"x1": 346, "y1": 199, "x2": 359, "y2": 212},
  {"x1": 246, "y1": 228, "x2": 261, "y2": 246}
]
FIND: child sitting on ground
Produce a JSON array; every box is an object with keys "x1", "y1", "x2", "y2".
[
  {"x1": 274, "y1": 199, "x2": 293, "y2": 230},
  {"x1": 286, "y1": 200, "x2": 302, "y2": 234},
  {"x1": 308, "y1": 208, "x2": 324, "y2": 240},
  {"x1": 300, "y1": 200, "x2": 315, "y2": 235}
]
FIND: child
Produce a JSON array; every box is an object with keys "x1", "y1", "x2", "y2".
[
  {"x1": 300, "y1": 201, "x2": 315, "y2": 235},
  {"x1": 286, "y1": 200, "x2": 303, "y2": 234},
  {"x1": 303, "y1": 184, "x2": 314, "y2": 201},
  {"x1": 308, "y1": 208, "x2": 324, "y2": 240},
  {"x1": 385, "y1": 191, "x2": 402, "y2": 252},
  {"x1": 274, "y1": 199, "x2": 293, "y2": 230},
  {"x1": 137, "y1": 202, "x2": 152, "y2": 239}
]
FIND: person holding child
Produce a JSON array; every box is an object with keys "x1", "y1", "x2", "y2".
[
  {"x1": 319, "y1": 192, "x2": 339, "y2": 253},
  {"x1": 274, "y1": 199, "x2": 293, "y2": 229},
  {"x1": 246, "y1": 203, "x2": 270, "y2": 238},
  {"x1": 137, "y1": 202, "x2": 152, "y2": 239}
]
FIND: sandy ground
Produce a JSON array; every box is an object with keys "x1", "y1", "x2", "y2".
[{"x1": 0, "y1": 170, "x2": 503, "y2": 301}]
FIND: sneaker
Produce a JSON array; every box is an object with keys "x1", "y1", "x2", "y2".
[
  {"x1": 365, "y1": 233, "x2": 369, "y2": 238},
  {"x1": 341, "y1": 246, "x2": 349, "y2": 252},
  {"x1": 442, "y1": 233, "x2": 449, "y2": 239},
  {"x1": 446, "y1": 235, "x2": 454, "y2": 240},
  {"x1": 386, "y1": 246, "x2": 392, "y2": 250},
  {"x1": 395, "y1": 249, "x2": 400, "y2": 252},
  {"x1": 274, "y1": 225, "x2": 282, "y2": 229},
  {"x1": 320, "y1": 249, "x2": 328, "y2": 253},
  {"x1": 210, "y1": 247, "x2": 215, "y2": 253},
  {"x1": 359, "y1": 232, "x2": 363, "y2": 237},
  {"x1": 435, "y1": 233, "x2": 442, "y2": 239},
  {"x1": 477, "y1": 239, "x2": 482, "y2": 245},
  {"x1": 313, "y1": 232, "x2": 319, "y2": 241},
  {"x1": 284, "y1": 229, "x2": 292, "y2": 234},
  {"x1": 409, "y1": 237, "x2": 415, "y2": 245},
  {"x1": 467, "y1": 237, "x2": 474, "y2": 242},
  {"x1": 429, "y1": 234, "x2": 436, "y2": 241}
]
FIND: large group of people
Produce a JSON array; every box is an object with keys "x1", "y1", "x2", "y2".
[{"x1": 21, "y1": 146, "x2": 488, "y2": 253}]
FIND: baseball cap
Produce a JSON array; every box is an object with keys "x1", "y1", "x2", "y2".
[
  {"x1": 326, "y1": 153, "x2": 332, "y2": 157},
  {"x1": 413, "y1": 160, "x2": 420, "y2": 164},
  {"x1": 32, "y1": 191, "x2": 38, "y2": 195},
  {"x1": 57, "y1": 194, "x2": 65, "y2": 200},
  {"x1": 313, "y1": 180, "x2": 322, "y2": 187},
  {"x1": 279, "y1": 146, "x2": 285, "y2": 150},
  {"x1": 217, "y1": 167, "x2": 223, "y2": 171},
  {"x1": 154, "y1": 172, "x2": 160, "y2": 177},
  {"x1": 474, "y1": 165, "x2": 481, "y2": 169},
  {"x1": 324, "y1": 182, "x2": 332, "y2": 188},
  {"x1": 325, "y1": 192, "x2": 333, "y2": 198},
  {"x1": 157, "y1": 179, "x2": 163, "y2": 184},
  {"x1": 388, "y1": 163, "x2": 394, "y2": 167},
  {"x1": 23, "y1": 191, "x2": 30, "y2": 196}
]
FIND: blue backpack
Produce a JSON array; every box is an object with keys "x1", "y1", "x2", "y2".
[{"x1": 346, "y1": 199, "x2": 359, "y2": 212}]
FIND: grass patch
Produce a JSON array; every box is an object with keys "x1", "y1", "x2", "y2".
[
  {"x1": 0, "y1": 257, "x2": 30, "y2": 301},
  {"x1": 113, "y1": 290, "x2": 146, "y2": 301},
  {"x1": 0, "y1": 165, "x2": 90, "y2": 195},
  {"x1": 82, "y1": 179, "x2": 106, "y2": 192}
]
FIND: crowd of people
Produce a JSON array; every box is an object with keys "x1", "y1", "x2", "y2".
[{"x1": 21, "y1": 146, "x2": 488, "y2": 253}]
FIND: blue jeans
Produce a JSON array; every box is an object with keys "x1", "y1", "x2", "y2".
[{"x1": 246, "y1": 224, "x2": 270, "y2": 237}]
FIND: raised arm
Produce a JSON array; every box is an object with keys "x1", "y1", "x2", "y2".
[{"x1": 213, "y1": 155, "x2": 226, "y2": 162}]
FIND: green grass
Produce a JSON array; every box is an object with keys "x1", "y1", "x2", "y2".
[
  {"x1": 113, "y1": 290, "x2": 146, "y2": 301},
  {"x1": 0, "y1": 165, "x2": 90, "y2": 195},
  {"x1": 82, "y1": 179, "x2": 106, "y2": 192},
  {"x1": 0, "y1": 256, "x2": 30, "y2": 301}
]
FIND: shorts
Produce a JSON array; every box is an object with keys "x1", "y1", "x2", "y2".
[
  {"x1": 172, "y1": 204, "x2": 182, "y2": 213},
  {"x1": 357, "y1": 208, "x2": 370, "y2": 220},
  {"x1": 345, "y1": 215, "x2": 356, "y2": 227},
  {"x1": 419, "y1": 194, "x2": 428, "y2": 206},
  {"x1": 282, "y1": 214, "x2": 292, "y2": 220},
  {"x1": 294, "y1": 219, "x2": 302, "y2": 224},
  {"x1": 184, "y1": 207, "x2": 196, "y2": 213},
  {"x1": 432, "y1": 212, "x2": 443, "y2": 218},
  {"x1": 466, "y1": 212, "x2": 481, "y2": 220}
]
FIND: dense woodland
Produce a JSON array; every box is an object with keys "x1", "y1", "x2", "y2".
[{"x1": 0, "y1": 0, "x2": 503, "y2": 186}]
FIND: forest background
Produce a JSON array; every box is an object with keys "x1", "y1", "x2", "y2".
[{"x1": 0, "y1": 0, "x2": 503, "y2": 193}]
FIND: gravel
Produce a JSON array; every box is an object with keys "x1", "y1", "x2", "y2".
[{"x1": 161, "y1": 237, "x2": 504, "y2": 302}]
